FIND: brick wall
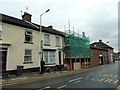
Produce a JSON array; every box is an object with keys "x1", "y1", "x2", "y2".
[{"x1": 91, "y1": 48, "x2": 102, "y2": 67}]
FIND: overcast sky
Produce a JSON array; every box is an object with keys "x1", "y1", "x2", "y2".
[{"x1": 0, "y1": 0, "x2": 119, "y2": 52}]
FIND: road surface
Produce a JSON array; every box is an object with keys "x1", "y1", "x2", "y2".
[{"x1": 2, "y1": 62, "x2": 119, "y2": 90}]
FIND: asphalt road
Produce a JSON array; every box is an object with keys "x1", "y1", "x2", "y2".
[{"x1": 2, "y1": 62, "x2": 119, "y2": 90}]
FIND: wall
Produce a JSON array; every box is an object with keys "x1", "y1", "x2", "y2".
[
  {"x1": 0, "y1": 22, "x2": 65, "y2": 71},
  {"x1": 102, "y1": 50, "x2": 108, "y2": 64},
  {"x1": 41, "y1": 32, "x2": 64, "y2": 65},
  {"x1": 107, "y1": 48, "x2": 114, "y2": 63},
  {"x1": 1, "y1": 23, "x2": 40, "y2": 71},
  {"x1": 91, "y1": 48, "x2": 102, "y2": 67}
]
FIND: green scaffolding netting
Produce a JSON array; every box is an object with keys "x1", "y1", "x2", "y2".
[{"x1": 65, "y1": 32, "x2": 91, "y2": 58}]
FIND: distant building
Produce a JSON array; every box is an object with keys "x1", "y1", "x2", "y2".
[
  {"x1": 0, "y1": 12, "x2": 64, "y2": 74},
  {"x1": 113, "y1": 52, "x2": 120, "y2": 61},
  {"x1": 91, "y1": 40, "x2": 114, "y2": 66},
  {"x1": 90, "y1": 45, "x2": 108, "y2": 67}
]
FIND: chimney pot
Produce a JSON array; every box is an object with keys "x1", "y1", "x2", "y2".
[{"x1": 22, "y1": 12, "x2": 32, "y2": 22}]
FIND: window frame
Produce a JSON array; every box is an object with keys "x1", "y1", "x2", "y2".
[
  {"x1": 56, "y1": 36, "x2": 61, "y2": 47},
  {"x1": 0, "y1": 23, "x2": 3, "y2": 39},
  {"x1": 43, "y1": 51, "x2": 56, "y2": 64},
  {"x1": 24, "y1": 31, "x2": 33, "y2": 44},
  {"x1": 24, "y1": 49, "x2": 33, "y2": 63},
  {"x1": 49, "y1": 51, "x2": 55, "y2": 64},
  {"x1": 44, "y1": 51, "x2": 49, "y2": 64},
  {"x1": 44, "y1": 34, "x2": 50, "y2": 46}
]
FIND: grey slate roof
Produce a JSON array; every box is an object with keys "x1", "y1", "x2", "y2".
[
  {"x1": 90, "y1": 45, "x2": 102, "y2": 50},
  {"x1": 91, "y1": 41, "x2": 113, "y2": 50},
  {"x1": 0, "y1": 13, "x2": 65, "y2": 37}
]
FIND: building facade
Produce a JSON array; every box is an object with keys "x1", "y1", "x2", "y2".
[
  {"x1": 113, "y1": 52, "x2": 120, "y2": 61},
  {"x1": 91, "y1": 40, "x2": 114, "y2": 66},
  {"x1": 41, "y1": 26, "x2": 64, "y2": 67},
  {"x1": 90, "y1": 45, "x2": 108, "y2": 67},
  {"x1": 64, "y1": 30, "x2": 91, "y2": 70},
  {"x1": 0, "y1": 12, "x2": 64, "y2": 74}
]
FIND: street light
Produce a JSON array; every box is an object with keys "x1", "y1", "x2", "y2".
[
  {"x1": 40, "y1": 9, "x2": 50, "y2": 32},
  {"x1": 39, "y1": 9, "x2": 50, "y2": 73}
]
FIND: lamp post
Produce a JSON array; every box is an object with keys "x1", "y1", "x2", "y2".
[
  {"x1": 40, "y1": 9, "x2": 50, "y2": 32},
  {"x1": 39, "y1": 9, "x2": 50, "y2": 73}
]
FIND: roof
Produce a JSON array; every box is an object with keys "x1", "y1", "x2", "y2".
[
  {"x1": 0, "y1": 13, "x2": 65, "y2": 37},
  {"x1": 90, "y1": 45, "x2": 102, "y2": 50},
  {"x1": 91, "y1": 41, "x2": 113, "y2": 50}
]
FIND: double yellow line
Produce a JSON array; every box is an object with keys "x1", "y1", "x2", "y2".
[
  {"x1": 73, "y1": 80, "x2": 81, "y2": 83},
  {"x1": 57, "y1": 85, "x2": 67, "y2": 89}
]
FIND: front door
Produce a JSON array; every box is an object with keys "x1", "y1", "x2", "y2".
[
  {"x1": 59, "y1": 51, "x2": 61, "y2": 65},
  {"x1": 100, "y1": 57, "x2": 103, "y2": 65},
  {"x1": 0, "y1": 48, "x2": 7, "y2": 72}
]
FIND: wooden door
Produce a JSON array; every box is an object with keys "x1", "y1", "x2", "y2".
[
  {"x1": 59, "y1": 51, "x2": 61, "y2": 65},
  {"x1": 0, "y1": 49, "x2": 7, "y2": 72}
]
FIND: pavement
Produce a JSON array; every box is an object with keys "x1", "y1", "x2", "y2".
[{"x1": 0, "y1": 64, "x2": 115, "y2": 87}]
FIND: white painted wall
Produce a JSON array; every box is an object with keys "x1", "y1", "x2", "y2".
[
  {"x1": 0, "y1": 23, "x2": 64, "y2": 71},
  {"x1": 1, "y1": 23, "x2": 40, "y2": 70}
]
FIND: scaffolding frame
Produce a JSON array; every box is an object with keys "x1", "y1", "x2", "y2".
[{"x1": 65, "y1": 30, "x2": 91, "y2": 59}]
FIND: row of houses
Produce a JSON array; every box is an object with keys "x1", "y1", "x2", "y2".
[{"x1": 0, "y1": 12, "x2": 115, "y2": 74}]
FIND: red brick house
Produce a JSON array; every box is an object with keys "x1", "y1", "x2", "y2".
[
  {"x1": 90, "y1": 45, "x2": 102, "y2": 67},
  {"x1": 91, "y1": 40, "x2": 114, "y2": 67},
  {"x1": 90, "y1": 45, "x2": 108, "y2": 67}
]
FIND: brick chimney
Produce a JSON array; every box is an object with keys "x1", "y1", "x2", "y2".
[
  {"x1": 47, "y1": 25, "x2": 53, "y2": 29},
  {"x1": 22, "y1": 12, "x2": 32, "y2": 22},
  {"x1": 99, "y1": 39, "x2": 102, "y2": 42}
]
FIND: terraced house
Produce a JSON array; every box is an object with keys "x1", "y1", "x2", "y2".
[{"x1": 0, "y1": 12, "x2": 64, "y2": 74}]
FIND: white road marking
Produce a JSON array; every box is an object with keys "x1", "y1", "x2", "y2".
[
  {"x1": 10, "y1": 77, "x2": 28, "y2": 80},
  {"x1": 69, "y1": 77, "x2": 83, "y2": 82},
  {"x1": 113, "y1": 75, "x2": 118, "y2": 78},
  {"x1": 62, "y1": 71, "x2": 68, "y2": 73},
  {"x1": 56, "y1": 72, "x2": 60, "y2": 73},
  {"x1": 38, "y1": 86, "x2": 50, "y2": 90},
  {"x1": 104, "y1": 78, "x2": 110, "y2": 82},
  {"x1": 113, "y1": 80, "x2": 118, "y2": 84}
]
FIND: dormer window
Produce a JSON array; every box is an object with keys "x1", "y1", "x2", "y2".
[{"x1": 24, "y1": 31, "x2": 33, "y2": 43}]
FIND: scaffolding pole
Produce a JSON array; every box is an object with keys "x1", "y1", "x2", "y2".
[
  {"x1": 84, "y1": 57, "x2": 86, "y2": 68},
  {"x1": 79, "y1": 56, "x2": 81, "y2": 68},
  {"x1": 70, "y1": 56, "x2": 72, "y2": 70}
]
